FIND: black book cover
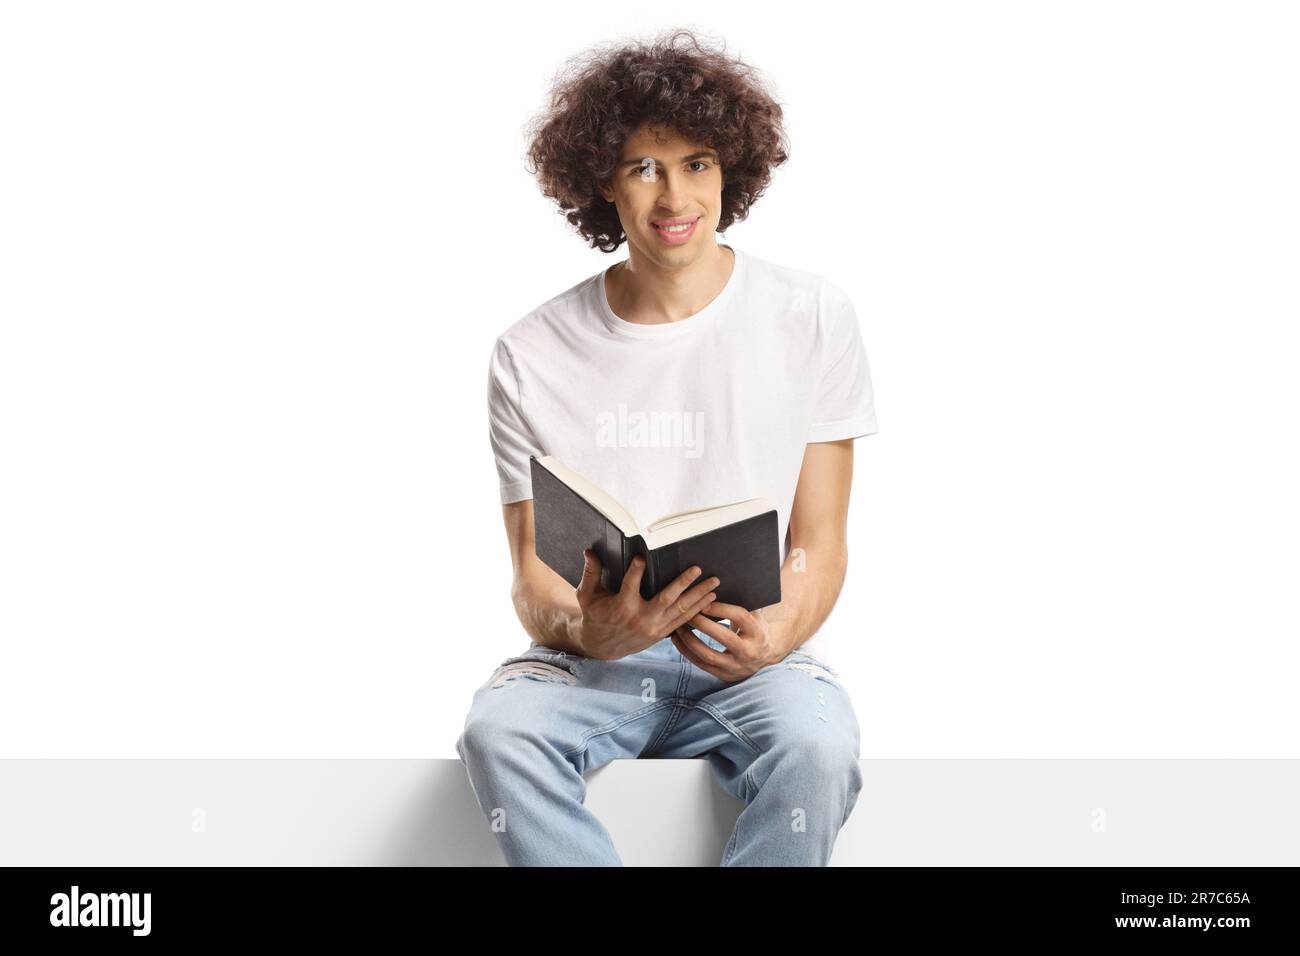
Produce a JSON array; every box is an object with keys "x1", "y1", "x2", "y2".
[{"x1": 529, "y1": 455, "x2": 782, "y2": 610}]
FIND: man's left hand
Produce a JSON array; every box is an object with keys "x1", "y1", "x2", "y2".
[{"x1": 670, "y1": 602, "x2": 787, "y2": 683}]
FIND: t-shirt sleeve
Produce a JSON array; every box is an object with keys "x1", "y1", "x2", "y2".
[
  {"x1": 487, "y1": 336, "x2": 544, "y2": 503},
  {"x1": 807, "y1": 281, "x2": 880, "y2": 443}
]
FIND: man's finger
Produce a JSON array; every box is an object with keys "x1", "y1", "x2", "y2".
[
  {"x1": 576, "y1": 548, "x2": 602, "y2": 604},
  {"x1": 689, "y1": 611, "x2": 742, "y2": 653},
  {"x1": 672, "y1": 627, "x2": 736, "y2": 681},
  {"x1": 701, "y1": 601, "x2": 756, "y2": 634},
  {"x1": 655, "y1": 564, "x2": 710, "y2": 612},
  {"x1": 671, "y1": 627, "x2": 715, "y2": 671},
  {"x1": 619, "y1": 554, "x2": 647, "y2": 601},
  {"x1": 667, "y1": 587, "x2": 718, "y2": 632}
]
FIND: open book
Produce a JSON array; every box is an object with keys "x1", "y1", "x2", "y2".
[{"x1": 529, "y1": 455, "x2": 782, "y2": 610}]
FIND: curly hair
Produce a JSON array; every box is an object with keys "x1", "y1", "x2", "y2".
[{"x1": 523, "y1": 28, "x2": 791, "y2": 253}]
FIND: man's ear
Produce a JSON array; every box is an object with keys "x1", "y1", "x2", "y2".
[{"x1": 598, "y1": 179, "x2": 616, "y2": 204}]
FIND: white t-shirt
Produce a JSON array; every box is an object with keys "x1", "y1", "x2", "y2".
[{"x1": 486, "y1": 244, "x2": 878, "y2": 664}]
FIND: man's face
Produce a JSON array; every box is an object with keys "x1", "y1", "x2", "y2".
[{"x1": 599, "y1": 124, "x2": 725, "y2": 265}]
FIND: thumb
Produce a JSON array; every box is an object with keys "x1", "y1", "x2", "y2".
[{"x1": 577, "y1": 548, "x2": 603, "y2": 602}]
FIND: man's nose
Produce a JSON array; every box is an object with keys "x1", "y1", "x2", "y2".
[{"x1": 654, "y1": 172, "x2": 691, "y2": 210}]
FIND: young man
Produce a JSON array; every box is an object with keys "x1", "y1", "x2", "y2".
[{"x1": 455, "y1": 30, "x2": 879, "y2": 866}]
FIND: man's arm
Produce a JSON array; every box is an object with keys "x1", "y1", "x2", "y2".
[
  {"x1": 761, "y1": 438, "x2": 855, "y2": 656},
  {"x1": 501, "y1": 499, "x2": 589, "y2": 656}
]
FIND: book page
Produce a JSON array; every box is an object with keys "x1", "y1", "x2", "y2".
[
  {"x1": 534, "y1": 456, "x2": 640, "y2": 537},
  {"x1": 645, "y1": 504, "x2": 733, "y2": 534},
  {"x1": 642, "y1": 498, "x2": 772, "y2": 549}
]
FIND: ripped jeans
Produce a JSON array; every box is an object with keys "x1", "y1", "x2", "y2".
[{"x1": 454, "y1": 629, "x2": 863, "y2": 866}]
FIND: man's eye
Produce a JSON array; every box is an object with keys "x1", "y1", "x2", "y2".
[{"x1": 628, "y1": 161, "x2": 712, "y2": 178}]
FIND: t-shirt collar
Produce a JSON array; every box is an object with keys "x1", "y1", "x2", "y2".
[{"x1": 596, "y1": 244, "x2": 744, "y2": 340}]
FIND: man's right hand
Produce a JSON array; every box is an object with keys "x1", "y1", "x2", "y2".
[{"x1": 574, "y1": 549, "x2": 719, "y2": 660}]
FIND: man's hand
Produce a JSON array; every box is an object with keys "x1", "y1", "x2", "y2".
[
  {"x1": 575, "y1": 549, "x2": 720, "y2": 660},
  {"x1": 670, "y1": 602, "x2": 786, "y2": 683}
]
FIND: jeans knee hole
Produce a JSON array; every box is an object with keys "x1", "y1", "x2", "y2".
[
  {"x1": 490, "y1": 660, "x2": 579, "y2": 688},
  {"x1": 787, "y1": 660, "x2": 840, "y2": 687}
]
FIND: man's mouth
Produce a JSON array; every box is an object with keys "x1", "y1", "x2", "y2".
[{"x1": 652, "y1": 216, "x2": 699, "y2": 243}]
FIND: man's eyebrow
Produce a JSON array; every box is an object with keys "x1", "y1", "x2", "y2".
[{"x1": 618, "y1": 150, "x2": 719, "y2": 168}]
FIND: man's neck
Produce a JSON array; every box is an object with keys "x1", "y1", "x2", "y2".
[{"x1": 605, "y1": 244, "x2": 735, "y2": 326}]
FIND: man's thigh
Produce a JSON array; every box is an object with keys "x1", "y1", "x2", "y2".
[
  {"x1": 649, "y1": 650, "x2": 862, "y2": 796},
  {"x1": 457, "y1": 641, "x2": 693, "y2": 773}
]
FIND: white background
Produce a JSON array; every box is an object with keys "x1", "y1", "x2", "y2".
[{"x1": 2, "y1": 1, "x2": 1296, "y2": 758}]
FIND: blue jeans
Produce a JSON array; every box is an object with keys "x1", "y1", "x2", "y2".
[{"x1": 454, "y1": 629, "x2": 863, "y2": 866}]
